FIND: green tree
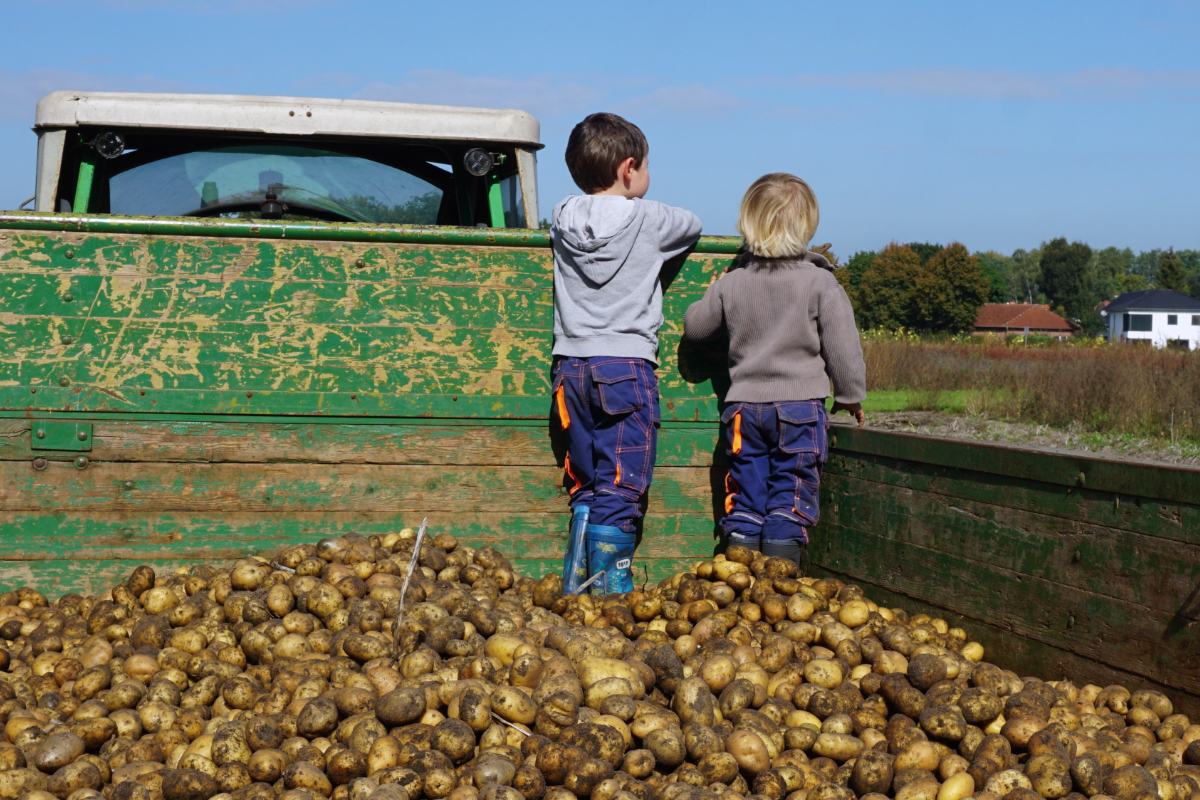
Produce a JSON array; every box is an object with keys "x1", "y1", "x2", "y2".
[
  {"x1": 1131, "y1": 249, "x2": 1161, "y2": 279},
  {"x1": 1156, "y1": 248, "x2": 1187, "y2": 293},
  {"x1": 337, "y1": 191, "x2": 442, "y2": 224},
  {"x1": 1116, "y1": 273, "x2": 1149, "y2": 294},
  {"x1": 904, "y1": 242, "x2": 944, "y2": 265},
  {"x1": 915, "y1": 243, "x2": 991, "y2": 332},
  {"x1": 1091, "y1": 247, "x2": 1133, "y2": 301},
  {"x1": 975, "y1": 251, "x2": 1010, "y2": 302},
  {"x1": 854, "y1": 243, "x2": 923, "y2": 330},
  {"x1": 1009, "y1": 248, "x2": 1043, "y2": 303},
  {"x1": 840, "y1": 251, "x2": 876, "y2": 291},
  {"x1": 1039, "y1": 238, "x2": 1093, "y2": 320}
]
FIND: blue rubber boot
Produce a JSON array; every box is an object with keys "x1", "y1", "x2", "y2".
[
  {"x1": 562, "y1": 505, "x2": 590, "y2": 594},
  {"x1": 585, "y1": 524, "x2": 635, "y2": 595}
]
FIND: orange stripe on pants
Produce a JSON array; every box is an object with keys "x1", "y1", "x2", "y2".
[
  {"x1": 564, "y1": 453, "x2": 581, "y2": 495},
  {"x1": 555, "y1": 385, "x2": 570, "y2": 429},
  {"x1": 731, "y1": 412, "x2": 742, "y2": 454}
]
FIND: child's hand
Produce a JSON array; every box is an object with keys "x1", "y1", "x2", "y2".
[{"x1": 831, "y1": 401, "x2": 865, "y2": 426}]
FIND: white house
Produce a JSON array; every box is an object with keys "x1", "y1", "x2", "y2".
[{"x1": 1102, "y1": 289, "x2": 1200, "y2": 349}]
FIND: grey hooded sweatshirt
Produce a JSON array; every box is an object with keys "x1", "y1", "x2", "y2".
[{"x1": 552, "y1": 195, "x2": 702, "y2": 364}]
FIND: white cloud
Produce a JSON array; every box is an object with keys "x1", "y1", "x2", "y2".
[
  {"x1": 95, "y1": 0, "x2": 333, "y2": 13},
  {"x1": 0, "y1": 68, "x2": 188, "y2": 124},
  {"x1": 353, "y1": 70, "x2": 603, "y2": 118},
  {"x1": 784, "y1": 67, "x2": 1200, "y2": 102},
  {"x1": 616, "y1": 84, "x2": 748, "y2": 119}
]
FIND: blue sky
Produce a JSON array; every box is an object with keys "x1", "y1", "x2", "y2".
[{"x1": 1, "y1": 0, "x2": 1198, "y2": 255}]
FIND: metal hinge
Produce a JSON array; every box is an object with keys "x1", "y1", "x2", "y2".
[{"x1": 30, "y1": 422, "x2": 93, "y2": 451}]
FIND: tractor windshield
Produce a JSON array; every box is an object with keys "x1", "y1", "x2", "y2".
[{"x1": 108, "y1": 145, "x2": 446, "y2": 223}]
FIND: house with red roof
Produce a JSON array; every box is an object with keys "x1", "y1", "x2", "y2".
[{"x1": 973, "y1": 303, "x2": 1074, "y2": 339}]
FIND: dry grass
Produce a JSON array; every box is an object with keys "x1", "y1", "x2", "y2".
[{"x1": 863, "y1": 338, "x2": 1200, "y2": 442}]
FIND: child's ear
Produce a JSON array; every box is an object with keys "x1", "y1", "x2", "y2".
[{"x1": 618, "y1": 157, "x2": 636, "y2": 183}]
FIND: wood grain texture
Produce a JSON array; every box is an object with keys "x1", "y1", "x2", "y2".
[
  {"x1": 0, "y1": 461, "x2": 716, "y2": 514},
  {"x1": 0, "y1": 230, "x2": 731, "y2": 419},
  {"x1": 0, "y1": 419, "x2": 724, "y2": 468},
  {"x1": 821, "y1": 471, "x2": 1200, "y2": 618},
  {"x1": 0, "y1": 510, "x2": 719, "y2": 563},
  {"x1": 825, "y1": 449, "x2": 1200, "y2": 546}
]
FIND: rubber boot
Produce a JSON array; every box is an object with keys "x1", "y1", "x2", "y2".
[
  {"x1": 585, "y1": 523, "x2": 635, "y2": 595},
  {"x1": 760, "y1": 538, "x2": 805, "y2": 565},
  {"x1": 724, "y1": 532, "x2": 762, "y2": 555},
  {"x1": 562, "y1": 505, "x2": 590, "y2": 594}
]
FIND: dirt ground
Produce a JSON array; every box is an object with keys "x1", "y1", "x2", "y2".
[{"x1": 865, "y1": 411, "x2": 1200, "y2": 468}]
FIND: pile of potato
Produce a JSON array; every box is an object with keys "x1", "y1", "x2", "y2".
[{"x1": 0, "y1": 532, "x2": 1196, "y2": 800}]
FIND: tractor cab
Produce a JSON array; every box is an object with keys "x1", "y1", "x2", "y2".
[{"x1": 32, "y1": 91, "x2": 541, "y2": 227}]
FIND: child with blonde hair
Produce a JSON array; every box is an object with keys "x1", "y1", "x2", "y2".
[{"x1": 683, "y1": 173, "x2": 865, "y2": 562}]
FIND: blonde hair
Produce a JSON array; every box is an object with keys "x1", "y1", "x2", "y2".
[{"x1": 737, "y1": 173, "x2": 819, "y2": 258}]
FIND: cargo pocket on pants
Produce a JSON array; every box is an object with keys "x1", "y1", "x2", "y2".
[
  {"x1": 777, "y1": 401, "x2": 826, "y2": 525},
  {"x1": 777, "y1": 402, "x2": 827, "y2": 459},
  {"x1": 590, "y1": 361, "x2": 644, "y2": 416}
]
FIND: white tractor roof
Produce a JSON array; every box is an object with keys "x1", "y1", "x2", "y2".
[{"x1": 35, "y1": 91, "x2": 542, "y2": 147}]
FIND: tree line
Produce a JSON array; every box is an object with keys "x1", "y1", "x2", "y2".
[{"x1": 832, "y1": 241, "x2": 1200, "y2": 334}]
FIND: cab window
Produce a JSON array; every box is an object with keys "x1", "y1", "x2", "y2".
[{"x1": 108, "y1": 145, "x2": 445, "y2": 224}]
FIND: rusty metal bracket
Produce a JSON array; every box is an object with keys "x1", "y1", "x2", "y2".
[{"x1": 30, "y1": 421, "x2": 93, "y2": 451}]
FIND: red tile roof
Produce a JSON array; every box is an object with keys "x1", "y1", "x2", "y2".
[{"x1": 974, "y1": 304, "x2": 1073, "y2": 332}]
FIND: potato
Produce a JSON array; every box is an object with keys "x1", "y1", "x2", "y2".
[
  {"x1": 1104, "y1": 764, "x2": 1159, "y2": 800},
  {"x1": 984, "y1": 768, "x2": 1033, "y2": 797},
  {"x1": 1026, "y1": 754, "x2": 1073, "y2": 799},
  {"x1": 0, "y1": 529, "x2": 1179, "y2": 800},
  {"x1": 814, "y1": 734, "x2": 865, "y2": 762},
  {"x1": 804, "y1": 660, "x2": 844, "y2": 690},
  {"x1": 726, "y1": 729, "x2": 771, "y2": 776},
  {"x1": 852, "y1": 749, "x2": 895, "y2": 796}
]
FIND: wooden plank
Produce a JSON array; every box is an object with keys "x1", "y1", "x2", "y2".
[
  {"x1": 0, "y1": 229, "x2": 727, "y2": 419},
  {"x1": 808, "y1": 522, "x2": 1200, "y2": 696},
  {"x1": 806, "y1": 564, "x2": 1200, "y2": 721},
  {"x1": 0, "y1": 229, "x2": 730, "y2": 286},
  {"x1": 0, "y1": 461, "x2": 717, "y2": 514},
  {"x1": 830, "y1": 426, "x2": 1200, "y2": 508},
  {"x1": 0, "y1": 510, "x2": 719, "y2": 565},
  {"x1": 826, "y1": 450, "x2": 1200, "y2": 547},
  {"x1": 0, "y1": 419, "x2": 723, "y2": 468},
  {"x1": 822, "y1": 471, "x2": 1200, "y2": 618}
]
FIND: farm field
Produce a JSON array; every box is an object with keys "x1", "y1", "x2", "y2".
[{"x1": 852, "y1": 337, "x2": 1200, "y2": 464}]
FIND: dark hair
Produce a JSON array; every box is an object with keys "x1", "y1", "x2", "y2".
[{"x1": 565, "y1": 113, "x2": 648, "y2": 194}]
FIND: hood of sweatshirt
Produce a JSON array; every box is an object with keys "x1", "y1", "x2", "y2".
[{"x1": 552, "y1": 195, "x2": 643, "y2": 286}]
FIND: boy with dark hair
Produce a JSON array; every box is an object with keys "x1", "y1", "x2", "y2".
[{"x1": 552, "y1": 112, "x2": 702, "y2": 594}]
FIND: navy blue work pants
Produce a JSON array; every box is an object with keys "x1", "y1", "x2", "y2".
[
  {"x1": 550, "y1": 357, "x2": 659, "y2": 532},
  {"x1": 721, "y1": 400, "x2": 828, "y2": 546}
]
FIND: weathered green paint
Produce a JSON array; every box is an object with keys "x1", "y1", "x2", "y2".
[
  {"x1": 821, "y1": 471, "x2": 1199, "y2": 617},
  {"x1": 0, "y1": 227, "x2": 729, "y2": 419},
  {"x1": 0, "y1": 211, "x2": 745, "y2": 253},
  {"x1": 2, "y1": 210, "x2": 1198, "y2": 716},
  {"x1": 29, "y1": 420, "x2": 93, "y2": 452}
]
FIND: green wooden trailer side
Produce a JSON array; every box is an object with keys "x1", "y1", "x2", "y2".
[{"x1": 1, "y1": 211, "x2": 1197, "y2": 717}]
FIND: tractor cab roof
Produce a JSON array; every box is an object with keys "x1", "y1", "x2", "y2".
[{"x1": 35, "y1": 91, "x2": 542, "y2": 148}]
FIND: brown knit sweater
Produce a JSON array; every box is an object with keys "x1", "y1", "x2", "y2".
[{"x1": 682, "y1": 251, "x2": 866, "y2": 404}]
